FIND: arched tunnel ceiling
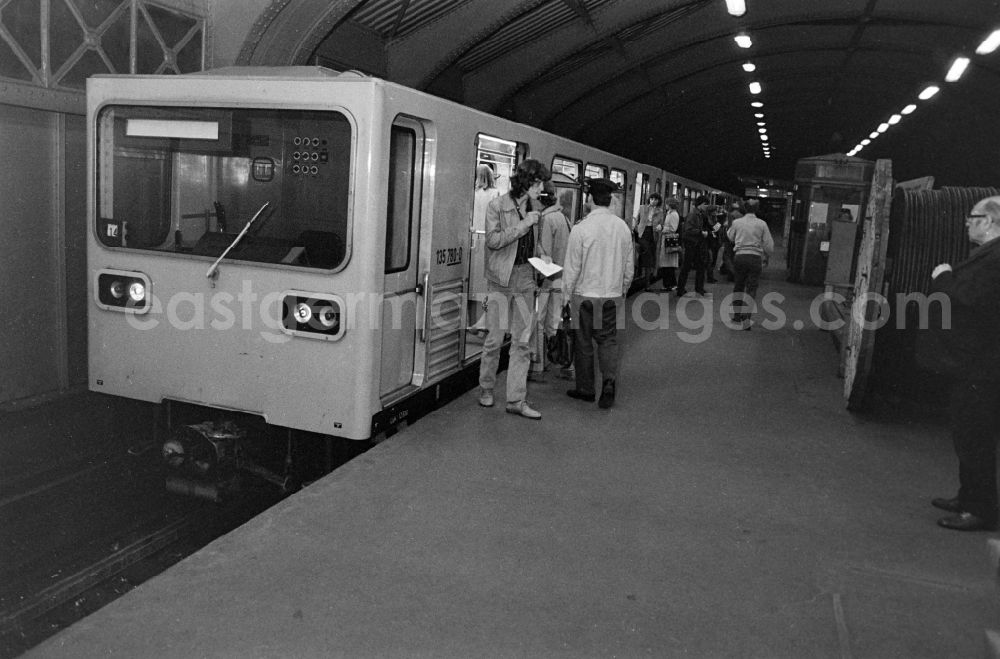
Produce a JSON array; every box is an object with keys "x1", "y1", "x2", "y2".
[{"x1": 239, "y1": 0, "x2": 1000, "y2": 191}]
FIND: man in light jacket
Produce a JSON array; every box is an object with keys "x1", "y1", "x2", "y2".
[
  {"x1": 478, "y1": 158, "x2": 550, "y2": 420},
  {"x1": 562, "y1": 178, "x2": 634, "y2": 409},
  {"x1": 727, "y1": 199, "x2": 774, "y2": 329}
]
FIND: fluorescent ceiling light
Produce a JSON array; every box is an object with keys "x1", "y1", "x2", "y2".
[
  {"x1": 726, "y1": 0, "x2": 747, "y2": 17},
  {"x1": 751, "y1": 101, "x2": 763, "y2": 108},
  {"x1": 754, "y1": 113, "x2": 764, "y2": 118},
  {"x1": 901, "y1": 104, "x2": 917, "y2": 115},
  {"x1": 758, "y1": 128, "x2": 767, "y2": 134},
  {"x1": 759, "y1": 134, "x2": 768, "y2": 141},
  {"x1": 869, "y1": 131, "x2": 879, "y2": 139},
  {"x1": 742, "y1": 62, "x2": 756, "y2": 72},
  {"x1": 888, "y1": 114, "x2": 902, "y2": 125},
  {"x1": 756, "y1": 122, "x2": 766, "y2": 126},
  {"x1": 918, "y1": 85, "x2": 940, "y2": 100},
  {"x1": 735, "y1": 34, "x2": 752, "y2": 48},
  {"x1": 749, "y1": 81, "x2": 762, "y2": 94},
  {"x1": 861, "y1": 139, "x2": 871, "y2": 145},
  {"x1": 877, "y1": 123, "x2": 889, "y2": 133},
  {"x1": 976, "y1": 29, "x2": 1000, "y2": 55},
  {"x1": 945, "y1": 56, "x2": 970, "y2": 82}
]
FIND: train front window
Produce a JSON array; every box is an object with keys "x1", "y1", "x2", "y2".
[{"x1": 96, "y1": 105, "x2": 352, "y2": 270}]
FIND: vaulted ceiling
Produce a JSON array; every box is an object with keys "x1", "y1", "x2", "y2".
[{"x1": 236, "y1": 0, "x2": 1000, "y2": 192}]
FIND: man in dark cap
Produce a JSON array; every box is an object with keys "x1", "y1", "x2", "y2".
[
  {"x1": 561, "y1": 178, "x2": 634, "y2": 409},
  {"x1": 675, "y1": 195, "x2": 714, "y2": 298}
]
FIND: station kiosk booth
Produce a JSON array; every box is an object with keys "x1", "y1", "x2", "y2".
[{"x1": 787, "y1": 154, "x2": 874, "y2": 291}]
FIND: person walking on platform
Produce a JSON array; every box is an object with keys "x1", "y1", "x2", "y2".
[
  {"x1": 529, "y1": 180, "x2": 572, "y2": 383},
  {"x1": 478, "y1": 158, "x2": 550, "y2": 420},
  {"x1": 727, "y1": 199, "x2": 774, "y2": 329},
  {"x1": 562, "y1": 178, "x2": 634, "y2": 409},
  {"x1": 927, "y1": 196, "x2": 1000, "y2": 531},
  {"x1": 675, "y1": 195, "x2": 714, "y2": 298}
]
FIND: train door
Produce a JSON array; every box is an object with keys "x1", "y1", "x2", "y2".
[
  {"x1": 610, "y1": 168, "x2": 627, "y2": 219},
  {"x1": 380, "y1": 118, "x2": 425, "y2": 398},
  {"x1": 632, "y1": 171, "x2": 648, "y2": 221},
  {"x1": 551, "y1": 157, "x2": 582, "y2": 223},
  {"x1": 466, "y1": 133, "x2": 519, "y2": 358}
]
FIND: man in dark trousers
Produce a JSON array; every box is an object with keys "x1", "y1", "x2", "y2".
[
  {"x1": 929, "y1": 196, "x2": 1000, "y2": 531},
  {"x1": 561, "y1": 178, "x2": 634, "y2": 409},
  {"x1": 675, "y1": 195, "x2": 715, "y2": 298}
]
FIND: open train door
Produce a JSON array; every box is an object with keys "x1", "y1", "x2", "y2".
[{"x1": 380, "y1": 117, "x2": 426, "y2": 399}]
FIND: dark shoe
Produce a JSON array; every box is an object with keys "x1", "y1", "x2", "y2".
[
  {"x1": 695, "y1": 291, "x2": 713, "y2": 298},
  {"x1": 598, "y1": 379, "x2": 616, "y2": 409},
  {"x1": 707, "y1": 277, "x2": 718, "y2": 283},
  {"x1": 567, "y1": 389, "x2": 595, "y2": 402},
  {"x1": 931, "y1": 497, "x2": 964, "y2": 513},
  {"x1": 674, "y1": 289, "x2": 688, "y2": 297},
  {"x1": 937, "y1": 512, "x2": 997, "y2": 531}
]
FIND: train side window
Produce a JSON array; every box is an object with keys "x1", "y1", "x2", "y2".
[
  {"x1": 610, "y1": 168, "x2": 626, "y2": 190},
  {"x1": 385, "y1": 125, "x2": 418, "y2": 273},
  {"x1": 551, "y1": 156, "x2": 581, "y2": 181},
  {"x1": 584, "y1": 163, "x2": 607, "y2": 180}
]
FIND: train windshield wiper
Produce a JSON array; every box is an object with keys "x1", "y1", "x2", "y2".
[{"x1": 206, "y1": 201, "x2": 271, "y2": 280}]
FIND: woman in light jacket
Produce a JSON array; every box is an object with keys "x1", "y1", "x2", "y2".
[{"x1": 654, "y1": 197, "x2": 682, "y2": 291}]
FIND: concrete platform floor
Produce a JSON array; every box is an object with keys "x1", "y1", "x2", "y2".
[{"x1": 26, "y1": 262, "x2": 998, "y2": 658}]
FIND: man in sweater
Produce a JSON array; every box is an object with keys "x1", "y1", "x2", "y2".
[
  {"x1": 726, "y1": 199, "x2": 774, "y2": 329},
  {"x1": 561, "y1": 178, "x2": 634, "y2": 409}
]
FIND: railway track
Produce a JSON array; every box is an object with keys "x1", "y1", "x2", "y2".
[{"x1": 0, "y1": 449, "x2": 285, "y2": 659}]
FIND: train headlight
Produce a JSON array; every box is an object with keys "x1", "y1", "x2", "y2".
[
  {"x1": 316, "y1": 306, "x2": 338, "y2": 329},
  {"x1": 128, "y1": 281, "x2": 146, "y2": 303},
  {"x1": 282, "y1": 292, "x2": 344, "y2": 341},
  {"x1": 109, "y1": 280, "x2": 125, "y2": 299},
  {"x1": 294, "y1": 302, "x2": 313, "y2": 324},
  {"x1": 96, "y1": 270, "x2": 151, "y2": 313}
]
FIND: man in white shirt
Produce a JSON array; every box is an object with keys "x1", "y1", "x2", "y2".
[{"x1": 561, "y1": 178, "x2": 634, "y2": 409}]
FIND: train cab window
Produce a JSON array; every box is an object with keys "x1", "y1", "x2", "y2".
[
  {"x1": 551, "y1": 157, "x2": 581, "y2": 181},
  {"x1": 95, "y1": 105, "x2": 352, "y2": 270},
  {"x1": 584, "y1": 163, "x2": 607, "y2": 180}
]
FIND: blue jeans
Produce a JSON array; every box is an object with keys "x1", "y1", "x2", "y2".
[{"x1": 479, "y1": 263, "x2": 537, "y2": 403}]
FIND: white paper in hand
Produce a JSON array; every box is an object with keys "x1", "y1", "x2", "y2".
[{"x1": 528, "y1": 257, "x2": 562, "y2": 278}]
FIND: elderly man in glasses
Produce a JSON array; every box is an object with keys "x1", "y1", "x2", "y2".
[{"x1": 928, "y1": 197, "x2": 1000, "y2": 531}]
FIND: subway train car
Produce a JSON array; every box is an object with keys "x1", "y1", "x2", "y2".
[{"x1": 86, "y1": 66, "x2": 715, "y2": 492}]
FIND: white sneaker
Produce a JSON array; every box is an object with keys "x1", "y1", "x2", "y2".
[
  {"x1": 505, "y1": 400, "x2": 541, "y2": 419},
  {"x1": 478, "y1": 388, "x2": 494, "y2": 407}
]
